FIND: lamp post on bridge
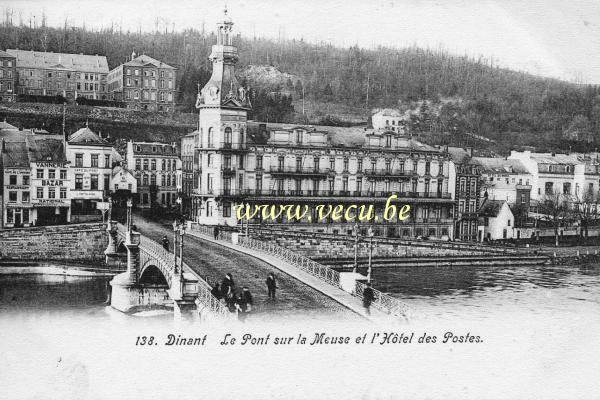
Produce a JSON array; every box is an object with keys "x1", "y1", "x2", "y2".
[
  {"x1": 172, "y1": 220, "x2": 179, "y2": 274},
  {"x1": 126, "y1": 198, "x2": 133, "y2": 232},
  {"x1": 367, "y1": 227, "x2": 374, "y2": 283},
  {"x1": 353, "y1": 221, "x2": 359, "y2": 273}
]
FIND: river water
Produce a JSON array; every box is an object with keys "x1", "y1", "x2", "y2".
[{"x1": 0, "y1": 263, "x2": 599, "y2": 399}]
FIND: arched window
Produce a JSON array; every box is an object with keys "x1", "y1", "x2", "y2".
[
  {"x1": 207, "y1": 127, "x2": 214, "y2": 148},
  {"x1": 224, "y1": 127, "x2": 232, "y2": 144}
]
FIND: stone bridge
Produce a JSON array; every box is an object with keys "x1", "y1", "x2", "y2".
[{"x1": 104, "y1": 221, "x2": 229, "y2": 319}]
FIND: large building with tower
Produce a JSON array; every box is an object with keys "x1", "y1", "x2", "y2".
[{"x1": 186, "y1": 10, "x2": 455, "y2": 239}]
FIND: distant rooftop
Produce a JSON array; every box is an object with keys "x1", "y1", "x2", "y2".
[
  {"x1": 7, "y1": 49, "x2": 109, "y2": 74},
  {"x1": 472, "y1": 157, "x2": 529, "y2": 174},
  {"x1": 121, "y1": 54, "x2": 175, "y2": 70}
]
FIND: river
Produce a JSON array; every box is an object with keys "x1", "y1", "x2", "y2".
[{"x1": 0, "y1": 263, "x2": 599, "y2": 399}]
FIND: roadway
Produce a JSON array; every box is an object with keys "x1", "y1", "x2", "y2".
[{"x1": 131, "y1": 214, "x2": 358, "y2": 321}]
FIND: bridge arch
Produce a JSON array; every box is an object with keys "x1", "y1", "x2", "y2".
[
  {"x1": 139, "y1": 261, "x2": 170, "y2": 286},
  {"x1": 116, "y1": 239, "x2": 127, "y2": 253}
]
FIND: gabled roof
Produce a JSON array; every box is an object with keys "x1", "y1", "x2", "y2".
[
  {"x1": 111, "y1": 165, "x2": 135, "y2": 178},
  {"x1": 479, "y1": 199, "x2": 508, "y2": 218},
  {"x1": 447, "y1": 147, "x2": 472, "y2": 164},
  {"x1": 528, "y1": 153, "x2": 580, "y2": 165},
  {"x1": 7, "y1": 49, "x2": 108, "y2": 74},
  {"x1": 472, "y1": 157, "x2": 529, "y2": 174},
  {"x1": 68, "y1": 127, "x2": 109, "y2": 146},
  {"x1": 2, "y1": 141, "x2": 30, "y2": 168},
  {"x1": 0, "y1": 49, "x2": 16, "y2": 59},
  {"x1": 26, "y1": 135, "x2": 67, "y2": 163},
  {"x1": 0, "y1": 120, "x2": 17, "y2": 130},
  {"x1": 123, "y1": 54, "x2": 175, "y2": 70}
]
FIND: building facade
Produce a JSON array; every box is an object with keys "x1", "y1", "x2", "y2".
[
  {"x1": 448, "y1": 147, "x2": 482, "y2": 241},
  {"x1": 0, "y1": 50, "x2": 17, "y2": 103},
  {"x1": 478, "y1": 199, "x2": 514, "y2": 241},
  {"x1": 188, "y1": 12, "x2": 455, "y2": 239},
  {"x1": 7, "y1": 49, "x2": 109, "y2": 100},
  {"x1": 1, "y1": 140, "x2": 31, "y2": 228},
  {"x1": 126, "y1": 141, "x2": 181, "y2": 208},
  {"x1": 371, "y1": 109, "x2": 408, "y2": 133},
  {"x1": 107, "y1": 53, "x2": 177, "y2": 112},
  {"x1": 66, "y1": 126, "x2": 116, "y2": 222},
  {"x1": 180, "y1": 131, "x2": 197, "y2": 215}
]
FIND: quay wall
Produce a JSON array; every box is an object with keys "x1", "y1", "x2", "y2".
[
  {"x1": 248, "y1": 229, "x2": 504, "y2": 259},
  {"x1": 0, "y1": 223, "x2": 108, "y2": 262}
]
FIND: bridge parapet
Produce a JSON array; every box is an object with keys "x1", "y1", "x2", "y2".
[{"x1": 114, "y1": 223, "x2": 231, "y2": 320}]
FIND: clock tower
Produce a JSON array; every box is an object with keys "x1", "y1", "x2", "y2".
[{"x1": 194, "y1": 7, "x2": 251, "y2": 226}]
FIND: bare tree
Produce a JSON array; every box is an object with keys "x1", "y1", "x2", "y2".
[
  {"x1": 536, "y1": 190, "x2": 571, "y2": 247},
  {"x1": 573, "y1": 187, "x2": 600, "y2": 238}
]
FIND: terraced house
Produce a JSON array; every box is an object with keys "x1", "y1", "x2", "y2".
[
  {"x1": 126, "y1": 140, "x2": 182, "y2": 208},
  {"x1": 7, "y1": 49, "x2": 109, "y2": 100},
  {"x1": 188, "y1": 11, "x2": 455, "y2": 239},
  {"x1": 0, "y1": 50, "x2": 16, "y2": 102},
  {"x1": 107, "y1": 52, "x2": 177, "y2": 112}
]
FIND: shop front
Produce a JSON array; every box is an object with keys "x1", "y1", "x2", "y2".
[{"x1": 32, "y1": 199, "x2": 70, "y2": 226}]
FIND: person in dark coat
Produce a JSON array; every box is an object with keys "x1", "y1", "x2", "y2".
[
  {"x1": 221, "y1": 273, "x2": 235, "y2": 310},
  {"x1": 211, "y1": 282, "x2": 223, "y2": 300},
  {"x1": 362, "y1": 282, "x2": 375, "y2": 315},
  {"x1": 162, "y1": 236, "x2": 170, "y2": 251},
  {"x1": 236, "y1": 287, "x2": 254, "y2": 322},
  {"x1": 266, "y1": 273, "x2": 277, "y2": 300},
  {"x1": 213, "y1": 226, "x2": 220, "y2": 240}
]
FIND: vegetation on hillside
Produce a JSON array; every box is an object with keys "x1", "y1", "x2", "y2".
[{"x1": 1, "y1": 15, "x2": 600, "y2": 152}]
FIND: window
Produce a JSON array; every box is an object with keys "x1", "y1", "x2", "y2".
[
  {"x1": 563, "y1": 182, "x2": 571, "y2": 194},
  {"x1": 296, "y1": 157, "x2": 302, "y2": 171},
  {"x1": 545, "y1": 182, "x2": 554, "y2": 195},
  {"x1": 151, "y1": 159, "x2": 156, "y2": 170},
  {"x1": 22, "y1": 191, "x2": 30, "y2": 202},
  {"x1": 8, "y1": 191, "x2": 17, "y2": 202},
  {"x1": 23, "y1": 176, "x2": 29, "y2": 185},
  {"x1": 75, "y1": 153, "x2": 83, "y2": 167},
  {"x1": 37, "y1": 169, "x2": 44, "y2": 179},
  {"x1": 224, "y1": 127, "x2": 232, "y2": 144},
  {"x1": 136, "y1": 160, "x2": 141, "y2": 170},
  {"x1": 75, "y1": 174, "x2": 83, "y2": 189},
  {"x1": 313, "y1": 157, "x2": 320, "y2": 171},
  {"x1": 59, "y1": 170, "x2": 67, "y2": 180},
  {"x1": 143, "y1": 175, "x2": 148, "y2": 185},
  {"x1": 343, "y1": 158, "x2": 349, "y2": 171},
  {"x1": 207, "y1": 128, "x2": 214, "y2": 147},
  {"x1": 48, "y1": 169, "x2": 55, "y2": 179},
  {"x1": 143, "y1": 159, "x2": 149, "y2": 170},
  {"x1": 104, "y1": 154, "x2": 110, "y2": 167},
  {"x1": 385, "y1": 160, "x2": 391, "y2": 172},
  {"x1": 425, "y1": 161, "x2": 431, "y2": 175},
  {"x1": 330, "y1": 158, "x2": 335, "y2": 171},
  {"x1": 223, "y1": 202, "x2": 231, "y2": 218},
  {"x1": 256, "y1": 155, "x2": 263, "y2": 170},
  {"x1": 60, "y1": 188, "x2": 67, "y2": 199},
  {"x1": 90, "y1": 175, "x2": 98, "y2": 190},
  {"x1": 151, "y1": 175, "x2": 156, "y2": 186},
  {"x1": 385, "y1": 135, "x2": 392, "y2": 147},
  {"x1": 37, "y1": 187, "x2": 44, "y2": 198},
  {"x1": 104, "y1": 174, "x2": 110, "y2": 190},
  {"x1": 48, "y1": 187, "x2": 55, "y2": 198},
  {"x1": 9, "y1": 175, "x2": 17, "y2": 185},
  {"x1": 357, "y1": 158, "x2": 363, "y2": 171}
]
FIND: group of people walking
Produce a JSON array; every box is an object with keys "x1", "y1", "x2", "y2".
[{"x1": 210, "y1": 272, "x2": 278, "y2": 322}]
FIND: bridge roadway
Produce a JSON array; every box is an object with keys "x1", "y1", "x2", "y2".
[{"x1": 131, "y1": 215, "x2": 358, "y2": 321}]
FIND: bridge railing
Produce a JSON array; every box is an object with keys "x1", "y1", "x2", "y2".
[
  {"x1": 189, "y1": 224, "x2": 232, "y2": 242},
  {"x1": 237, "y1": 236, "x2": 409, "y2": 318},
  {"x1": 354, "y1": 281, "x2": 409, "y2": 318},
  {"x1": 238, "y1": 236, "x2": 341, "y2": 287},
  {"x1": 115, "y1": 223, "x2": 231, "y2": 319}
]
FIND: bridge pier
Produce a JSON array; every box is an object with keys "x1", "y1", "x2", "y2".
[
  {"x1": 110, "y1": 231, "x2": 147, "y2": 313},
  {"x1": 104, "y1": 221, "x2": 124, "y2": 268}
]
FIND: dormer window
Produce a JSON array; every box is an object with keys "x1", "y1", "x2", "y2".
[
  {"x1": 385, "y1": 135, "x2": 392, "y2": 147},
  {"x1": 152, "y1": 146, "x2": 157, "y2": 153},
  {"x1": 136, "y1": 145, "x2": 141, "y2": 152},
  {"x1": 296, "y1": 130, "x2": 303, "y2": 144}
]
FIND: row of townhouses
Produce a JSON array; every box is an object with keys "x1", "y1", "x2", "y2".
[
  {"x1": 0, "y1": 120, "x2": 182, "y2": 228},
  {"x1": 0, "y1": 49, "x2": 176, "y2": 111}
]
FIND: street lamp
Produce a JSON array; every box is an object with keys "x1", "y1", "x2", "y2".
[
  {"x1": 353, "y1": 222, "x2": 359, "y2": 273},
  {"x1": 126, "y1": 198, "x2": 133, "y2": 231},
  {"x1": 172, "y1": 220, "x2": 179, "y2": 273},
  {"x1": 367, "y1": 227, "x2": 374, "y2": 283},
  {"x1": 176, "y1": 196, "x2": 183, "y2": 221}
]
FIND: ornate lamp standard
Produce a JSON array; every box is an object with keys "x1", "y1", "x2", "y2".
[
  {"x1": 367, "y1": 227, "x2": 374, "y2": 283},
  {"x1": 172, "y1": 220, "x2": 179, "y2": 273},
  {"x1": 126, "y1": 198, "x2": 133, "y2": 231},
  {"x1": 353, "y1": 222, "x2": 359, "y2": 273},
  {"x1": 176, "y1": 196, "x2": 183, "y2": 221}
]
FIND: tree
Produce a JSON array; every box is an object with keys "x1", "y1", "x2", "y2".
[
  {"x1": 536, "y1": 190, "x2": 571, "y2": 247},
  {"x1": 573, "y1": 187, "x2": 600, "y2": 238}
]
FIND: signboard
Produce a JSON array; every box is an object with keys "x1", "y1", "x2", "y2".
[
  {"x1": 6, "y1": 185, "x2": 29, "y2": 190},
  {"x1": 96, "y1": 202, "x2": 110, "y2": 211},
  {"x1": 35, "y1": 162, "x2": 69, "y2": 168},
  {"x1": 70, "y1": 190, "x2": 102, "y2": 199},
  {"x1": 31, "y1": 199, "x2": 69, "y2": 207},
  {"x1": 41, "y1": 180, "x2": 65, "y2": 186},
  {"x1": 4, "y1": 169, "x2": 30, "y2": 174}
]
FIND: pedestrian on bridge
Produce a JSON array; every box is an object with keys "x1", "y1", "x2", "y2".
[
  {"x1": 222, "y1": 273, "x2": 235, "y2": 310},
  {"x1": 236, "y1": 287, "x2": 254, "y2": 322},
  {"x1": 362, "y1": 282, "x2": 375, "y2": 315},
  {"x1": 162, "y1": 236, "x2": 170, "y2": 252},
  {"x1": 211, "y1": 282, "x2": 223, "y2": 300},
  {"x1": 266, "y1": 273, "x2": 277, "y2": 300},
  {"x1": 213, "y1": 226, "x2": 220, "y2": 240}
]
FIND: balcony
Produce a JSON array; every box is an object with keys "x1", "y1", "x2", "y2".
[
  {"x1": 221, "y1": 166, "x2": 237, "y2": 176},
  {"x1": 363, "y1": 168, "x2": 416, "y2": 178},
  {"x1": 219, "y1": 142, "x2": 248, "y2": 152},
  {"x1": 269, "y1": 166, "x2": 332, "y2": 176},
  {"x1": 240, "y1": 189, "x2": 452, "y2": 200}
]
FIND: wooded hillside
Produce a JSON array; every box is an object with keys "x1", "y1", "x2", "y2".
[{"x1": 1, "y1": 18, "x2": 599, "y2": 152}]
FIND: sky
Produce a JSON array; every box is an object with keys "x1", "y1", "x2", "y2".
[{"x1": 3, "y1": 0, "x2": 600, "y2": 84}]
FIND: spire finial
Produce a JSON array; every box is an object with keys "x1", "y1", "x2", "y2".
[{"x1": 85, "y1": 119, "x2": 89, "y2": 128}]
